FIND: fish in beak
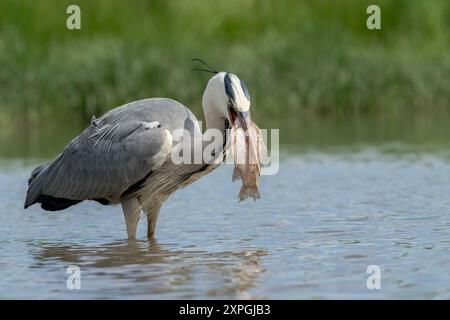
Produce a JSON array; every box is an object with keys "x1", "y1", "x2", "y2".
[
  {"x1": 229, "y1": 108, "x2": 259, "y2": 164},
  {"x1": 230, "y1": 108, "x2": 266, "y2": 201},
  {"x1": 236, "y1": 111, "x2": 260, "y2": 167},
  {"x1": 223, "y1": 72, "x2": 266, "y2": 200}
]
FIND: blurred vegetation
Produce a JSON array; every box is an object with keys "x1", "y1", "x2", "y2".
[{"x1": 0, "y1": 0, "x2": 450, "y2": 157}]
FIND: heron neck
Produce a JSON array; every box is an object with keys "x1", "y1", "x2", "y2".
[{"x1": 202, "y1": 104, "x2": 226, "y2": 133}]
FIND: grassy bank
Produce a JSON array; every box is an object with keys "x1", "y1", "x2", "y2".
[{"x1": 0, "y1": 0, "x2": 450, "y2": 125}]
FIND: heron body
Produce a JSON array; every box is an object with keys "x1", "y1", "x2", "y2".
[{"x1": 24, "y1": 71, "x2": 254, "y2": 239}]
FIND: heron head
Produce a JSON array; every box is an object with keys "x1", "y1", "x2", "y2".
[{"x1": 202, "y1": 71, "x2": 252, "y2": 132}]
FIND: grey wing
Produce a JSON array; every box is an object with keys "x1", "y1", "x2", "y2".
[{"x1": 25, "y1": 111, "x2": 173, "y2": 206}]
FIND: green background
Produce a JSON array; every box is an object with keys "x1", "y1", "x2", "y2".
[{"x1": 1, "y1": 0, "x2": 449, "y2": 157}]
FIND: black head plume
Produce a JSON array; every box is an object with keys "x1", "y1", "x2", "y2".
[{"x1": 191, "y1": 58, "x2": 219, "y2": 74}]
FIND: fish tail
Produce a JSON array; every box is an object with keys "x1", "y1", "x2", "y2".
[{"x1": 239, "y1": 185, "x2": 261, "y2": 201}]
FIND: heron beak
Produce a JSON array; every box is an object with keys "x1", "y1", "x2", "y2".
[
  {"x1": 229, "y1": 106, "x2": 251, "y2": 130},
  {"x1": 235, "y1": 110, "x2": 251, "y2": 132}
]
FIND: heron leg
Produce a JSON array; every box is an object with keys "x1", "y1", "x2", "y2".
[
  {"x1": 121, "y1": 197, "x2": 141, "y2": 240},
  {"x1": 146, "y1": 207, "x2": 161, "y2": 239},
  {"x1": 140, "y1": 202, "x2": 162, "y2": 239}
]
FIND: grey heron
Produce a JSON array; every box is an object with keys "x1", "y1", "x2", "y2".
[{"x1": 24, "y1": 68, "x2": 255, "y2": 239}]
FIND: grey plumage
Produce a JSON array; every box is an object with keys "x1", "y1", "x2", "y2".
[
  {"x1": 25, "y1": 98, "x2": 203, "y2": 209},
  {"x1": 24, "y1": 71, "x2": 252, "y2": 239}
]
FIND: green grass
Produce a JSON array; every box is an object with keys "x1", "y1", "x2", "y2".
[{"x1": 0, "y1": 0, "x2": 449, "y2": 126}]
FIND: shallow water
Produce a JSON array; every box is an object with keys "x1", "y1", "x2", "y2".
[{"x1": 1, "y1": 145, "x2": 450, "y2": 299}]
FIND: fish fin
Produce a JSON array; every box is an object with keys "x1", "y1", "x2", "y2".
[
  {"x1": 232, "y1": 166, "x2": 242, "y2": 181},
  {"x1": 238, "y1": 185, "x2": 261, "y2": 202}
]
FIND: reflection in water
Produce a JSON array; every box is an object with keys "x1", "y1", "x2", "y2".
[
  {"x1": 3, "y1": 150, "x2": 450, "y2": 298},
  {"x1": 29, "y1": 240, "x2": 267, "y2": 299}
]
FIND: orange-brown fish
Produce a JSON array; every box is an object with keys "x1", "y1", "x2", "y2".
[
  {"x1": 231, "y1": 119, "x2": 266, "y2": 201},
  {"x1": 232, "y1": 161, "x2": 261, "y2": 201}
]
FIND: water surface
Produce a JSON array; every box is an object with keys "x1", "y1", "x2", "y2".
[{"x1": 1, "y1": 145, "x2": 450, "y2": 299}]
